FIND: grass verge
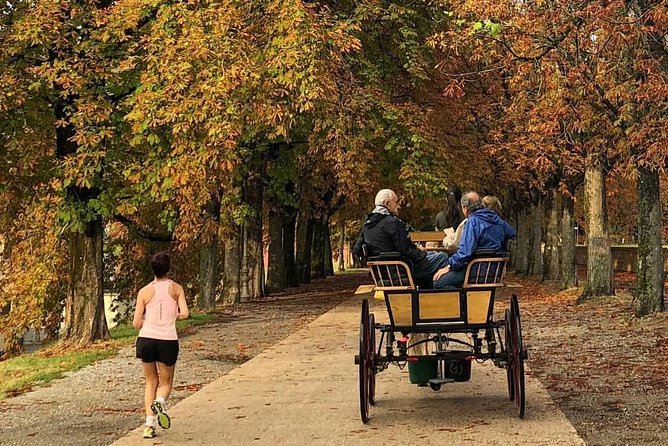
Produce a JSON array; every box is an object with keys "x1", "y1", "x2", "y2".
[{"x1": 0, "y1": 313, "x2": 216, "y2": 400}]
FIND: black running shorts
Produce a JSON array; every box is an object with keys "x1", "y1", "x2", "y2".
[{"x1": 136, "y1": 337, "x2": 179, "y2": 366}]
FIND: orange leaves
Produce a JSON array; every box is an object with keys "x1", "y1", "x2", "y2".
[
  {"x1": 0, "y1": 194, "x2": 66, "y2": 355},
  {"x1": 442, "y1": 80, "x2": 465, "y2": 99}
]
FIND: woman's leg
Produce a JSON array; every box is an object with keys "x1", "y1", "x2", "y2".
[
  {"x1": 142, "y1": 362, "x2": 159, "y2": 417},
  {"x1": 156, "y1": 362, "x2": 176, "y2": 401}
]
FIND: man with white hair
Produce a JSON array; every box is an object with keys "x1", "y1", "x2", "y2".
[{"x1": 353, "y1": 189, "x2": 449, "y2": 288}]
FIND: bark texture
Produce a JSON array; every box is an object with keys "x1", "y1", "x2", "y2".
[
  {"x1": 543, "y1": 190, "x2": 562, "y2": 281},
  {"x1": 282, "y1": 208, "x2": 298, "y2": 287},
  {"x1": 513, "y1": 209, "x2": 530, "y2": 275},
  {"x1": 245, "y1": 175, "x2": 264, "y2": 299},
  {"x1": 560, "y1": 193, "x2": 578, "y2": 289},
  {"x1": 337, "y1": 223, "x2": 345, "y2": 272},
  {"x1": 311, "y1": 218, "x2": 326, "y2": 279},
  {"x1": 62, "y1": 217, "x2": 109, "y2": 344},
  {"x1": 635, "y1": 166, "x2": 664, "y2": 316},
  {"x1": 222, "y1": 225, "x2": 241, "y2": 305},
  {"x1": 57, "y1": 101, "x2": 108, "y2": 344},
  {"x1": 528, "y1": 198, "x2": 544, "y2": 276},
  {"x1": 198, "y1": 198, "x2": 221, "y2": 310},
  {"x1": 324, "y1": 221, "x2": 334, "y2": 277},
  {"x1": 579, "y1": 162, "x2": 614, "y2": 301},
  {"x1": 265, "y1": 209, "x2": 284, "y2": 294},
  {"x1": 296, "y1": 214, "x2": 314, "y2": 283}
]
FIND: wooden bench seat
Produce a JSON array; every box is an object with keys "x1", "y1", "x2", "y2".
[{"x1": 367, "y1": 256, "x2": 508, "y2": 331}]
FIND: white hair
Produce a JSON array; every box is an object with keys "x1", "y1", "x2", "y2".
[{"x1": 374, "y1": 189, "x2": 397, "y2": 207}]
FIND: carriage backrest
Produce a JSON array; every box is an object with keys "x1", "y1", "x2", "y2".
[
  {"x1": 369, "y1": 256, "x2": 508, "y2": 328},
  {"x1": 367, "y1": 259, "x2": 415, "y2": 290},
  {"x1": 462, "y1": 257, "x2": 508, "y2": 288}
]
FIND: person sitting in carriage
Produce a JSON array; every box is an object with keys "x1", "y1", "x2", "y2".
[
  {"x1": 353, "y1": 189, "x2": 449, "y2": 289},
  {"x1": 433, "y1": 191, "x2": 516, "y2": 289}
]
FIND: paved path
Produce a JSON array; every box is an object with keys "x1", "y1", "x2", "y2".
[{"x1": 112, "y1": 295, "x2": 585, "y2": 445}]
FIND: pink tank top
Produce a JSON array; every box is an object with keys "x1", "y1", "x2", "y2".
[{"x1": 138, "y1": 280, "x2": 179, "y2": 341}]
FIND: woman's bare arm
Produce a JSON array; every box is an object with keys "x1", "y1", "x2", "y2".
[{"x1": 176, "y1": 284, "x2": 189, "y2": 320}]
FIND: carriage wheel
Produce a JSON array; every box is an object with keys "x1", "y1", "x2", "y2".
[
  {"x1": 368, "y1": 313, "x2": 376, "y2": 406},
  {"x1": 359, "y1": 298, "x2": 371, "y2": 423},
  {"x1": 504, "y1": 308, "x2": 515, "y2": 402},
  {"x1": 509, "y1": 294, "x2": 526, "y2": 418}
]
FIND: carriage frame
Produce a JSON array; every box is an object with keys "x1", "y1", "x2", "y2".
[{"x1": 354, "y1": 250, "x2": 528, "y2": 423}]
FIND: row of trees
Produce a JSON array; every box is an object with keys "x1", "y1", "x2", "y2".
[
  {"x1": 438, "y1": 0, "x2": 667, "y2": 314},
  {"x1": 1, "y1": 0, "x2": 666, "y2": 356}
]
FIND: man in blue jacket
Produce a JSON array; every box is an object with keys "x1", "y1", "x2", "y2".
[{"x1": 433, "y1": 191, "x2": 516, "y2": 289}]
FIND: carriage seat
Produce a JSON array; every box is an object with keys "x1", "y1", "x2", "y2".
[
  {"x1": 368, "y1": 252, "x2": 509, "y2": 328},
  {"x1": 462, "y1": 250, "x2": 508, "y2": 288},
  {"x1": 367, "y1": 252, "x2": 415, "y2": 290},
  {"x1": 367, "y1": 250, "x2": 508, "y2": 292}
]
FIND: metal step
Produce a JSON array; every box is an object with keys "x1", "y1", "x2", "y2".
[{"x1": 428, "y1": 378, "x2": 455, "y2": 386}]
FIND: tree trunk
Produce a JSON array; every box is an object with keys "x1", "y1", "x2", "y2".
[
  {"x1": 311, "y1": 219, "x2": 326, "y2": 279},
  {"x1": 222, "y1": 225, "x2": 241, "y2": 305},
  {"x1": 350, "y1": 240, "x2": 362, "y2": 268},
  {"x1": 245, "y1": 173, "x2": 264, "y2": 299},
  {"x1": 338, "y1": 223, "x2": 345, "y2": 272},
  {"x1": 635, "y1": 166, "x2": 664, "y2": 316},
  {"x1": 507, "y1": 210, "x2": 518, "y2": 270},
  {"x1": 282, "y1": 208, "x2": 298, "y2": 287},
  {"x1": 56, "y1": 101, "x2": 108, "y2": 344},
  {"x1": 543, "y1": 190, "x2": 561, "y2": 281},
  {"x1": 199, "y1": 233, "x2": 220, "y2": 310},
  {"x1": 61, "y1": 217, "x2": 109, "y2": 344},
  {"x1": 527, "y1": 198, "x2": 544, "y2": 276},
  {"x1": 296, "y1": 214, "x2": 314, "y2": 283},
  {"x1": 266, "y1": 209, "x2": 284, "y2": 294},
  {"x1": 198, "y1": 198, "x2": 221, "y2": 310},
  {"x1": 239, "y1": 222, "x2": 251, "y2": 301},
  {"x1": 579, "y1": 162, "x2": 614, "y2": 301},
  {"x1": 560, "y1": 193, "x2": 578, "y2": 289},
  {"x1": 514, "y1": 209, "x2": 530, "y2": 275},
  {"x1": 324, "y1": 220, "x2": 335, "y2": 276}
]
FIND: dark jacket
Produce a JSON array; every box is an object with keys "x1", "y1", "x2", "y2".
[
  {"x1": 434, "y1": 210, "x2": 463, "y2": 231},
  {"x1": 447, "y1": 208, "x2": 516, "y2": 271},
  {"x1": 353, "y1": 213, "x2": 433, "y2": 280}
]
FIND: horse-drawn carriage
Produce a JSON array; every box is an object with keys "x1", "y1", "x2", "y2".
[{"x1": 354, "y1": 243, "x2": 528, "y2": 423}]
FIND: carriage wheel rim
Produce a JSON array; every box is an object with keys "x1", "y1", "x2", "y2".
[
  {"x1": 504, "y1": 309, "x2": 515, "y2": 401},
  {"x1": 510, "y1": 295, "x2": 526, "y2": 418},
  {"x1": 368, "y1": 313, "x2": 376, "y2": 405},
  {"x1": 359, "y1": 299, "x2": 370, "y2": 423}
]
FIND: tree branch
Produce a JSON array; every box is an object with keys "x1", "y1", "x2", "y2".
[{"x1": 113, "y1": 214, "x2": 175, "y2": 242}]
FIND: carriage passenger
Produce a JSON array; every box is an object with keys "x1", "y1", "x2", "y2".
[
  {"x1": 433, "y1": 192, "x2": 516, "y2": 289},
  {"x1": 434, "y1": 185, "x2": 465, "y2": 232},
  {"x1": 482, "y1": 195, "x2": 504, "y2": 217},
  {"x1": 353, "y1": 189, "x2": 449, "y2": 289}
]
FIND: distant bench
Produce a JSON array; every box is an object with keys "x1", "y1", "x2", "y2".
[{"x1": 575, "y1": 245, "x2": 668, "y2": 273}]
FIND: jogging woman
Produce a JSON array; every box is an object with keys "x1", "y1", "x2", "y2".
[{"x1": 133, "y1": 251, "x2": 189, "y2": 439}]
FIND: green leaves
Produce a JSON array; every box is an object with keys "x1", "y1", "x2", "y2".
[{"x1": 473, "y1": 20, "x2": 502, "y2": 38}]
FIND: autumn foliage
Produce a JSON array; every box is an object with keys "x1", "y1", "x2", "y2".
[{"x1": 0, "y1": 0, "x2": 666, "y2": 354}]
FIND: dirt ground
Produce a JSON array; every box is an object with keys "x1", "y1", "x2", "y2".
[
  {"x1": 507, "y1": 269, "x2": 668, "y2": 446},
  {"x1": 0, "y1": 270, "x2": 666, "y2": 445}
]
